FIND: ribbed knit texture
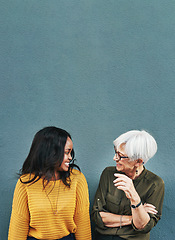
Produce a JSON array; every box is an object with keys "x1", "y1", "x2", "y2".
[{"x1": 8, "y1": 169, "x2": 92, "y2": 240}]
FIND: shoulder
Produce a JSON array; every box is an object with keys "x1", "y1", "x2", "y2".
[
  {"x1": 16, "y1": 174, "x2": 32, "y2": 188},
  {"x1": 71, "y1": 169, "x2": 87, "y2": 183},
  {"x1": 15, "y1": 178, "x2": 25, "y2": 190},
  {"x1": 102, "y1": 166, "x2": 116, "y2": 176},
  {"x1": 71, "y1": 168, "x2": 82, "y2": 177},
  {"x1": 20, "y1": 173, "x2": 33, "y2": 182},
  {"x1": 98, "y1": 166, "x2": 116, "y2": 182},
  {"x1": 17, "y1": 174, "x2": 42, "y2": 190},
  {"x1": 144, "y1": 169, "x2": 164, "y2": 187},
  {"x1": 13, "y1": 177, "x2": 29, "y2": 199},
  {"x1": 70, "y1": 169, "x2": 89, "y2": 194}
]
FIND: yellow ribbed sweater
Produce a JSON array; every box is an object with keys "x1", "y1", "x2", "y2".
[{"x1": 8, "y1": 169, "x2": 92, "y2": 240}]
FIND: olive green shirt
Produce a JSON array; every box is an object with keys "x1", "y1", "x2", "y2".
[{"x1": 91, "y1": 167, "x2": 164, "y2": 240}]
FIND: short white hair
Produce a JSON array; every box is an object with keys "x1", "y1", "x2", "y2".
[{"x1": 113, "y1": 130, "x2": 157, "y2": 164}]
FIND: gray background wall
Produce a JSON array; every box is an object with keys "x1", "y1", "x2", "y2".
[{"x1": 1, "y1": 1, "x2": 175, "y2": 239}]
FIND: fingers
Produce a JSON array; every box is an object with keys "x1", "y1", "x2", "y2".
[
  {"x1": 144, "y1": 203, "x2": 156, "y2": 208},
  {"x1": 145, "y1": 208, "x2": 158, "y2": 214},
  {"x1": 143, "y1": 203, "x2": 158, "y2": 214},
  {"x1": 99, "y1": 211, "x2": 107, "y2": 218},
  {"x1": 113, "y1": 182, "x2": 132, "y2": 199},
  {"x1": 113, "y1": 173, "x2": 130, "y2": 182},
  {"x1": 113, "y1": 173, "x2": 135, "y2": 199},
  {"x1": 105, "y1": 224, "x2": 118, "y2": 227},
  {"x1": 114, "y1": 173, "x2": 129, "y2": 178},
  {"x1": 114, "y1": 181, "x2": 126, "y2": 187},
  {"x1": 114, "y1": 174, "x2": 129, "y2": 185},
  {"x1": 113, "y1": 173, "x2": 133, "y2": 190}
]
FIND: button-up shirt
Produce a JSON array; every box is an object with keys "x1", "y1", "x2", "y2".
[{"x1": 91, "y1": 166, "x2": 164, "y2": 240}]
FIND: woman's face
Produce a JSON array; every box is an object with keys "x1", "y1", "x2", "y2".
[
  {"x1": 57, "y1": 137, "x2": 73, "y2": 172},
  {"x1": 113, "y1": 144, "x2": 137, "y2": 174}
]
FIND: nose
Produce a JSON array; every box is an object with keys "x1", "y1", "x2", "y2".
[
  {"x1": 113, "y1": 154, "x2": 117, "y2": 161},
  {"x1": 68, "y1": 153, "x2": 72, "y2": 160},
  {"x1": 113, "y1": 154, "x2": 120, "y2": 162}
]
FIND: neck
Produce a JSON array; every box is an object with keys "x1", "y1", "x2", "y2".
[
  {"x1": 125, "y1": 165, "x2": 144, "y2": 180},
  {"x1": 52, "y1": 171, "x2": 61, "y2": 180}
]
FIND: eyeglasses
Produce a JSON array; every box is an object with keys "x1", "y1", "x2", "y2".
[{"x1": 114, "y1": 150, "x2": 129, "y2": 160}]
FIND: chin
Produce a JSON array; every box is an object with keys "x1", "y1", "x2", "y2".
[
  {"x1": 116, "y1": 165, "x2": 123, "y2": 171},
  {"x1": 57, "y1": 166, "x2": 69, "y2": 172},
  {"x1": 63, "y1": 167, "x2": 69, "y2": 172}
]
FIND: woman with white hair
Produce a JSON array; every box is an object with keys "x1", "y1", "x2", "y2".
[{"x1": 92, "y1": 130, "x2": 164, "y2": 240}]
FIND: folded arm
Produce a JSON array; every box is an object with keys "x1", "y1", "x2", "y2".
[
  {"x1": 113, "y1": 173, "x2": 162, "y2": 230},
  {"x1": 99, "y1": 202, "x2": 157, "y2": 228},
  {"x1": 99, "y1": 211, "x2": 132, "y2": 228}
]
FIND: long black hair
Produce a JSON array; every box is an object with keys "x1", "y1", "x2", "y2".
[{"x1": 19, "y1": 126, "x2": 80, "y2": 188}]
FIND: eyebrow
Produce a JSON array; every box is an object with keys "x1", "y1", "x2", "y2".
[
  {"x1": 114, "y1": 149, "x2": 126, "y2": 157},
  {"x1": 117, "y1": 152, "x2": 126, "y2": 157}
]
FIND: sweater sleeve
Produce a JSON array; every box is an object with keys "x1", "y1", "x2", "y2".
[
  {"x1": 73, "y1": 173, "x2": 92, "y2": 240},
  {"x1": 8, "y1": 179, "x2": 30, "y2": 240}
]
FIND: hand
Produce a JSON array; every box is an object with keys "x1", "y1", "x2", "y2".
[
  {"x1": 99, "y1": 212, "x2": 119, "y2": 227},
  {"x1": 99, "y1": 211, "x2": 132, "y2": 228},
  {"x1": 143, "y1": 203, "x2": 158, "y2": 215},
  {"x1": 113, "y1": 173, "x2": 138, "y2": 200}
]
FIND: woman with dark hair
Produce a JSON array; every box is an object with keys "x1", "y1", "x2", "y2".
[{"x1": 8, "y1": 127, "x2": 92, "y2": 240}]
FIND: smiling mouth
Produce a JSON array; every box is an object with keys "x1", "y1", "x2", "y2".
[
  {"x1": 65, "y1": 163, "x2": 70, "y2": 167},
  {"x1": 116, "y1": 163, "x2": 122, "y2": 166}
]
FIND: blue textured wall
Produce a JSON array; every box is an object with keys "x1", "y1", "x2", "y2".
[{"x1": 1, "y1": 1, "x2": 175, "y2": 239}]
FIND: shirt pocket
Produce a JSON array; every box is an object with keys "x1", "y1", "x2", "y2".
[{"x1": 106, "y1": 192, "x2": 121, "y2": 214}]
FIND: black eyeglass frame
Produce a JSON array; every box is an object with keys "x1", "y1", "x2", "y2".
[{"x1": 114, "y1": 148, "x2": 129, "y2": 160}]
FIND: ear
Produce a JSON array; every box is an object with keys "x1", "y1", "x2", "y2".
[{"x1": 135, "y1": 159, "x2": 143, "y2": 167}]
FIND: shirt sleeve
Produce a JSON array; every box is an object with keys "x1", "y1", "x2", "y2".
[
  {"x1": 91, "y1": 168, "x2": 109, "y2": 230},
  {"x1": 74, "y1": 172, "x2": 92, "y2": 240},
  {"x1": 132, "y1": 176, "x2": 165, "y2": 233},
  {"x1": 8, "y1": 179, "x2": 30, "y2": 240}
]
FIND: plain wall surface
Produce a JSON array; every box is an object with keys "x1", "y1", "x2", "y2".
[{"x1": 1, "y1": 1, "x2": 175, "y2": 239}]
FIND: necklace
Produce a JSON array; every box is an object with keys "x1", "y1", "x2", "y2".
[{"x1": 45, "y1": 183, "x2": 60, "y2": 215}]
